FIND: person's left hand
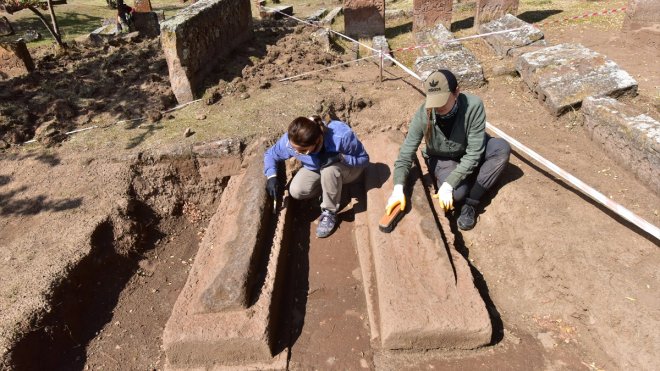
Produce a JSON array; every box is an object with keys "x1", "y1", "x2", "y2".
[
  {"x1": 319, "y1": 152, "x2": 343, "y2": 168},
  {"x1": 433, "y1": 182, "x2": 454, "y2": 211}
]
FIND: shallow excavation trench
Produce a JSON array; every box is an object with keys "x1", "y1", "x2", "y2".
[{"x1": 6, "y1": 140, "x2": 242, "y2": 370}]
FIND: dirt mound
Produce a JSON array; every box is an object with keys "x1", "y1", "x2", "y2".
[{"x1": 0, "y1": 36, "x2": 175, "y2": 146}]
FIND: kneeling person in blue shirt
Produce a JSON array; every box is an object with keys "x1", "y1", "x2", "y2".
[{"x1": 264, "y1": 115, "x2": 369, "y2": 238}]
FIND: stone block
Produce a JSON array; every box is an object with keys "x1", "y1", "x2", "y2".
[
  {"x1": 0, "y1": 16, "x2": 13, "y2": 36},
  {"x1": 354, "y1": 132, "x2": 492, "y2": 350},
  {"x1": 622, "y1": 0, "x2": 660, "y2": 31},
  {"x1": 132, "y1": 11, "x2": 160, "y2": 37},
  {"x1": 0, "y1": 40, "x2": 34, "y2": 81},
  {"x1": 479, "y1": 13, "x2": 544, "y2": 57},
  {"x1": 306, "y1": 8, "x2": 328, "y2": 22},
  {"x1": 160, "y1": 0, "x2": 253, "y2": 104},
  {"x1": 311, "y1": 28, "x2": 332, "y2": 52},
  {"x1": 200, "y1": 158, "x2": 273, "y2": 312},
  {"x1": 344, "y1": 0, "x2": 385, "y2": 38},
  {"x1": 475, "y1": 0, "x2": 519, "y2": 29},
  {"x1": 413, "y1": 0, "x2": 452, "y2": 32},
  {"x1": 262, "y1": 5, "x2": 293, "y2": 19},
  {"x1": 413, "y1": 24, "x2": 485, "y2": 88},
  {"x1": 321, "y1": 6, "x2": 343, "y2": 25},
  {"x1": 133, "y1": 0, "x2": 152, "y2": 12},
  {"x1": 372, "y1": 35, "x2": 393, "y2": 67},
  {"x1": 515, "y1": 43, "x2": 638, "y2": 116},
  {"x1": 582, "y1": 96, "x2": 660, "y2": 194},
  {"x1": 163, "y1": 157, "x2": 292, "y2": 367}
]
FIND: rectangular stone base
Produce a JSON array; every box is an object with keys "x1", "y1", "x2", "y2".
[
  {"x1": 163, "y1": 171, "x2": 292, "y2": 368},
  {"x1": 354, "y1": 132, "x2": 492, "y2": 350}
]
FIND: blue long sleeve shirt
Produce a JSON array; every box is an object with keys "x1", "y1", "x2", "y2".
[{"x1": 263, "y1": 120, "x2": 369, "y2": 177}]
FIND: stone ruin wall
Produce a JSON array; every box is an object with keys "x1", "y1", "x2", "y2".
[{"x1": 160, "y1": 0, "x2": 253, "y2": 103}]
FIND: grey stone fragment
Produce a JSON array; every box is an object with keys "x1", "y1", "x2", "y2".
[
  {"x1": 200, "y1": 157, "x2": 273, "y2": 311},
  {"x1": 0, "y1": 16, "x2": 13, "y2": 36},
  {"x1": 306, "y1": 8, "x2": 328, "y2": 22},
  {"x1": 582, "y1": 96, "x2": 660, "y2": 193},
  {"x1": 479, "y1": 13, "x2": 545, "y2": 57},
  {"x1": 413, "y1": 24, "x2": 485, "y2": 88},
  {"x1": 192, "y1": 138, "x2": 242, "y2": 157},
  {"x1": 22, "y1": 30, "x2": 41, "y2": 42},
  {"x1": 516, "y1": 43, "x2": 638, "y2": 116},
  {"x1": 311, "y1": 28, "x2": 332, "y2": 52},
  {"x1": 372, "y1": 35, "x2": 393, "y2": 67},
  {"x1": 322, "y1": 6, "x2": 343, "y2": 25}
]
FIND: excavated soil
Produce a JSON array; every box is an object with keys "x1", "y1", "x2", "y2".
[{"x1": 0, "y1": 13, "x2": 658, "y2": 371}]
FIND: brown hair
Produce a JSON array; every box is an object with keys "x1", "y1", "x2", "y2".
[
  {"x1": 288, "y1": 116, "x2": 325, "y2": 147},
  {"x1": 424, "y1": 108, "x2": 434, "y2": 144}
]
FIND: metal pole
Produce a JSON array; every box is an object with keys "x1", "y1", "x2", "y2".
[{"x1": 379, "y1": 47, "x2": 383, "y2": 82}]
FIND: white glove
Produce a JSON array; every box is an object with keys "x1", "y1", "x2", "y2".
[
  {"x1": 385, "y1": 184, "x2": 406, "y2": 215},
  {"x1": 434, "y1": 182, "x2": 454, "y2": 211}
]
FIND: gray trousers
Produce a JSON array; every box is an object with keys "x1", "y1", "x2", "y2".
[
  {"x1": 289, "y1": 163, "x2": 364, "y2": 212},
  {"x1": 428, "y1": 136, "x2": 511, "y2": 202}
]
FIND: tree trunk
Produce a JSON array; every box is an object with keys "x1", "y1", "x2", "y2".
[
  {"x1": 27, "y1": 4, "x2": 65, "y2": 48},
  {"x1": 46, "y1": 0, "x2": 61, "y2": 38}
]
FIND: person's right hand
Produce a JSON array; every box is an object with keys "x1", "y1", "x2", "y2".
[
  {"x1": 266, "y1": 176, "x2": 279, "y2": 198},
  {"x1": 385, "y1": 184, "x2": 406, "y2": 216}
]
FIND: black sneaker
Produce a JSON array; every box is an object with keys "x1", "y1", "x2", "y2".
[{"x1": 457, "y1": 203, "x2": 476, "y2": 231}]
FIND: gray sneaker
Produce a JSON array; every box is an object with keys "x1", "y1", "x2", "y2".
[
  {"x1": 457, "y1": 204, "x2": 476, "y2": 231},
  {"x1": 316, "y1": 209, "x2": 337, "y2": 238}
]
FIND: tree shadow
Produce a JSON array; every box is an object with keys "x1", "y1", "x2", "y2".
[
  {"x1": 1, "y1": 12, "x2": 106, "y2": 43},
  {"x1": 125, "y1": 122, "x2": 164, "y2": 150},
  {"x1": 518, "y1": 9, "x2": 563, "y2": 24},
  {"x1": 0, "y1": 185, "x2": 83, "y2": 216}
]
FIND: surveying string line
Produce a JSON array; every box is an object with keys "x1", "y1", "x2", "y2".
[{"x1": 279, "y1": 55, "x2": 378, "y2": 82}]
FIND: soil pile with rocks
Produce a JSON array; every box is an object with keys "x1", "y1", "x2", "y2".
[{"x1": 0, "y1": 36, "x2": 175, "y2": 147}]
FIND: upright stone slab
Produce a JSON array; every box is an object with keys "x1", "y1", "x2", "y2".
[
  {"x1": 133, "y1": 0, "x2": 152, "y2": 12},
  {"x1": 160, "y1": 0, "x2": 253, "y2": 103},
  {"x1": 344, "y1": 0, "x2": 385, "y2": 38},
  {"x1": 0, "y1": 16, "x2": 13, "y2": 36},
  {"x1": 475, "y1": 0, "x2": 519, "y2": 29},
  {"x1": 582, "y1": 96, "x2": 660, "y2": 194},
  {"x1": 163, "y1": 156, "x2": 291, "y2": 368},
  {"x1": 516, "y1": 43, "x2": 638, "y2": 116},
  {"x1": 413, "y1": 24, "x2": 485, "y2": 88},
  {"x1": 0, "y1": 41, "x2": 34, "y2": 80},
  {"x1": 412, "y1": 0, "x2": 452, "y2": 32},
  {"x1": 479, "y1": 13, "x2": 545, "y2": 57},
  {"x1": 354, "y1": 132, "x2": 492, "y2": 350},
  {"x1": 622, "y1": 0, "x2": 660, "y2": 31},
  {"x1": 132, "y1": 11, "x2": 160, "y2": 37}
]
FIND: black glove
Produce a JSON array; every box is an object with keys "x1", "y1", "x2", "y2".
[
  {"x1": 266, "y1": 177, "x2": 279, "y2": 198},
  {"x1": 319, "y1": 152, "x2": 342, "y2": 169}
]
